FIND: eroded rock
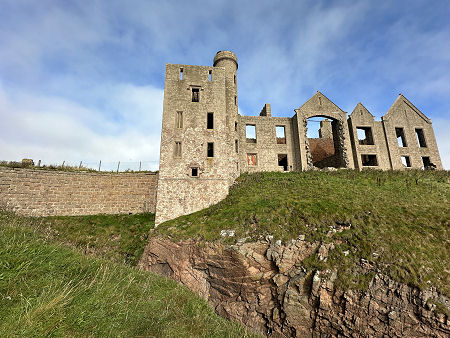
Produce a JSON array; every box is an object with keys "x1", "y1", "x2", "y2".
[{"x1": 138, "y1": 237, "x2": 450, "y2": 337}]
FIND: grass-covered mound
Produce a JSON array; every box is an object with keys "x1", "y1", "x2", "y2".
[
  {"x1": 154, "y1": 170, "x2": 450, "y2": 295},
  {"x1": 0, "y1": 212, "x2": 256, "y2": 337}
]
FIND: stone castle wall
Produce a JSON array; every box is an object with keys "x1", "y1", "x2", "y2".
[
  {"x1": 155, "y1": 51, "x2": 443, "y2": 225},
  {"x1": 0, "y1": 167, "x2": 158, "y2": 216},
  {"x1": 155, "y1": 51, "x2": 239, "y2": 225},
  {"x1": 238, "y1": 115, "x2": 296, "y2": 172}
]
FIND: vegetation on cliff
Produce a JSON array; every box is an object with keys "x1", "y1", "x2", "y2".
[
  {"x1": 0, "y1": 211, "x2": 256, "y2": 337},
  {"x1": 154, "y1": 170, "x2": 450, "y2": 296}
]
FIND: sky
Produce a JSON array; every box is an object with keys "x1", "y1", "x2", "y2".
[{"x1": 0, "y1": 0, "x2": 449, "y2": 170}]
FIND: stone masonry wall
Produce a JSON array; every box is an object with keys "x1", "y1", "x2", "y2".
[
  {"x1": 0, "y1": 167, "x2": 158, "y2": 216},
  {"x1": 238, "y1": 115, "x2": 297, "y2": 172}
]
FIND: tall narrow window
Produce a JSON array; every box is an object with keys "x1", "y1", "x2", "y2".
[
  {"x1": 247, "y1": 153, "x2": 257, "y2": 166},
  {"x1": 276, "y1": 126, "x2": 286, "y2": 144},
  {"x1": 176, "y1": 111, "x2": 183, "y2": 129},
  {"x1": 246, "y1": 125, "x2": 256, "y2": 143},
  {"x1": 180, "y1": 68, "x2": 183, "y2": 80},
  {"x1": 207, "y1": 142, "x2": 214, "y2": 157},
  {"x1": 207, "y1": 112, "x2": 214, "y2": 129},
  {"x1": 235, "y1": 139, "x2": 238, "y2": 153},
  {"x1": 192, "y1": 88, "x2": 199, "y2": 102},
  {"x1": 415, "y1": 128, "x2": 427, "y2": 148},
  {"x1": 278, "y1": 154, "x2": 288, "y2": 171},
  {"x1": 235, "y1": 121, "x2": 238, "y2": 131},
  {"x1": 174, "y1": 141, "x2": 182, "y2": 158},
  {"x1": 234, "y1": 96, "x2": 237, "y2": 105},
  {"x1": 191, "y1": 167, "x2": 198, "y2": 177},
  {"x1": 209, "y1": 70, "x2": 212, "y2": 82},
  {"x1": 234, "y1": 75, "x2": 236, "y2": 84},
  {"x1": 395, "y1": 128, "x2": 407, "y2": 147}
]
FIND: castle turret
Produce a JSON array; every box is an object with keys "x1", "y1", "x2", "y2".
[
  {"x1": 213, "y1": 51, "x2": 238, "y2": 122},
  {"x1": 213, "y1": 51, "x2": 240, "y2": 176}
]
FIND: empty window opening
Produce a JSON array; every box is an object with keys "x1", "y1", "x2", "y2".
[
  {"x1": 180, "y1": 68, "x2": 183, "y2": 80},
  {"x1": 306, "y1": 117, "x2": 340, "y2": 168},
  {"x1": 174, "y1": 141, "x2": 182, "y2": 158},
  {"x1": 361, "y1": 154, "x2": 378, "y2": 166},
  {"x1": 207, "y1": 112, "x2": 214, "y2": 129},
  {"x1": 234, "y1": 74, "x2": 236, "y2": 84},
  {"x1": 415, "y1": 129, "x2": 427, "y2": 148},
  {"x1": 246, "y1": 125, "x2": 256, "y2": 143},
  {"x1": 421, "y1": 156, "x2": 436, "y2": 170},
  {"x1": 234, "y1": 96, "x2": 237, "y2": 106},
  {"x1": 192, "y1": 88, "x2": 200, "y2": 102},
  {"x1": 401, "y1": 156, "x2": 411, "y2": 167},
  {"x1": 176, "y1": 111, "x2": 183, "y2": 129},
  {"x1": 191, "y1": 167, "x2": 198, "y2": 177},
  {"x1": 235, "y1": 139, "x2": 238, "y2": 153},
  {"x1": 276, "y1": 126, "x2": 286, "y2": 144},
  {"x1": 357, "y1": 127, "x2": 374, "y2": 145},
  {"x1": 247, "y1": 153, "x2": 257, "y2": 166},
  {"x1": 235, "y1": 121, "x2": 238, "y2": 131},
  {"x1": 278, "y1": 154, "x2": 288, "y2": 171},
  {"x1": 208, "y1": 70, "x2": 212, "y2": 82},
  {"x1": 396, "y1": 128, "x2": 407, "y2": 147},
  {"x1": 207, "y1": 142, "x2": 214, "y2": 157}
]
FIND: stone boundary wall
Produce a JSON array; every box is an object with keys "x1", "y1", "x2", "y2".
[{"x1": 0, "y1": 167, "x2": 158, "y2": 216}]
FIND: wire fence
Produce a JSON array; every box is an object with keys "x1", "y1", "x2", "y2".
[
  {"x1": 72, "y1": 160, "x2": 160, "y2": 172},
  {"x1": 3, "y1": 159, "x2": 160, "y2": 172}
]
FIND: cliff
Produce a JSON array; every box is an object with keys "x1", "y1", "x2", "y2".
[
  {"x1": 140, "y1": 170, "x2": 449, "y2": 337},
  {"x1": 139, "y1": 237, "x2": 449, "y2": 337}
]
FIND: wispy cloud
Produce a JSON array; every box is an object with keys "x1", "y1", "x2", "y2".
[
  {"x1": 0, "y1": 0, "x2": 448, "y2": 168},
  {"x1": 0, "y1": 82, "x2": 162, "y2": 169}
]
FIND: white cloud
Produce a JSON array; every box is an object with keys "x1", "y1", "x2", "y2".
[
  {"x1": 0, "y1": 0, "x2": 448, "y2": 172},
  {"x1": 0, "y1": 83, "x2": 163, "y2": 170}
]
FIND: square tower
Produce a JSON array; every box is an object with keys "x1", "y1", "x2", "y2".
[{"x1": 155, "y1": 52, "x2": 239, "y2": 225}]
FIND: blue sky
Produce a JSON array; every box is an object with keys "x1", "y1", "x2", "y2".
[{"x1": 0, "y1": 0, "x2": 449, "y2": 170}]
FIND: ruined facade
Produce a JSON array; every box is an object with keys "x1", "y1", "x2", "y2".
[{"x1": 155, "y1": 51, "x2": 442, "y2": 225}]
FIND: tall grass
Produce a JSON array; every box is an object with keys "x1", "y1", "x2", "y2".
[{"x1": 0, "y1": 211, "x2": 257, "y2": 337}]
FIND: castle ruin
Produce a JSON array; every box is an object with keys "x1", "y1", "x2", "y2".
[{"x1": 155, "y1": 51, "x2": 442, "y2": 225}]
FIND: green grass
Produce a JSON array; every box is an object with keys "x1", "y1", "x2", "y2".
[
  {"x1": 0, "y1": 211, "x2": 257, "y2": 337},
  {"x1": 36, "y1": 213, "x2": 155, "y2": 265},
  {"x1": 154, "y1": 170, "x2": 450, "y2": 296}
]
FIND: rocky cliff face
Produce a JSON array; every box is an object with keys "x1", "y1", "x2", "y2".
[{"x1": 138, "y1": 237, "x2": 449, "y2": 337}]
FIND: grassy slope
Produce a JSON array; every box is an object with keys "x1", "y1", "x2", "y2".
[
  {"x1": 154, "y1": 170, "x2": 450, "y2": 295},
  {"x1": 0, "y1": 212, "x2": 256, "y2": 337},
  {"x1": 36, "y1": 213, "x2": 155, "y2": 265}
]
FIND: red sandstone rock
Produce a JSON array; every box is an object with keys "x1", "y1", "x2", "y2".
[{"x1": 139, "y1": 237, "x2": 450, "y2": 337}]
